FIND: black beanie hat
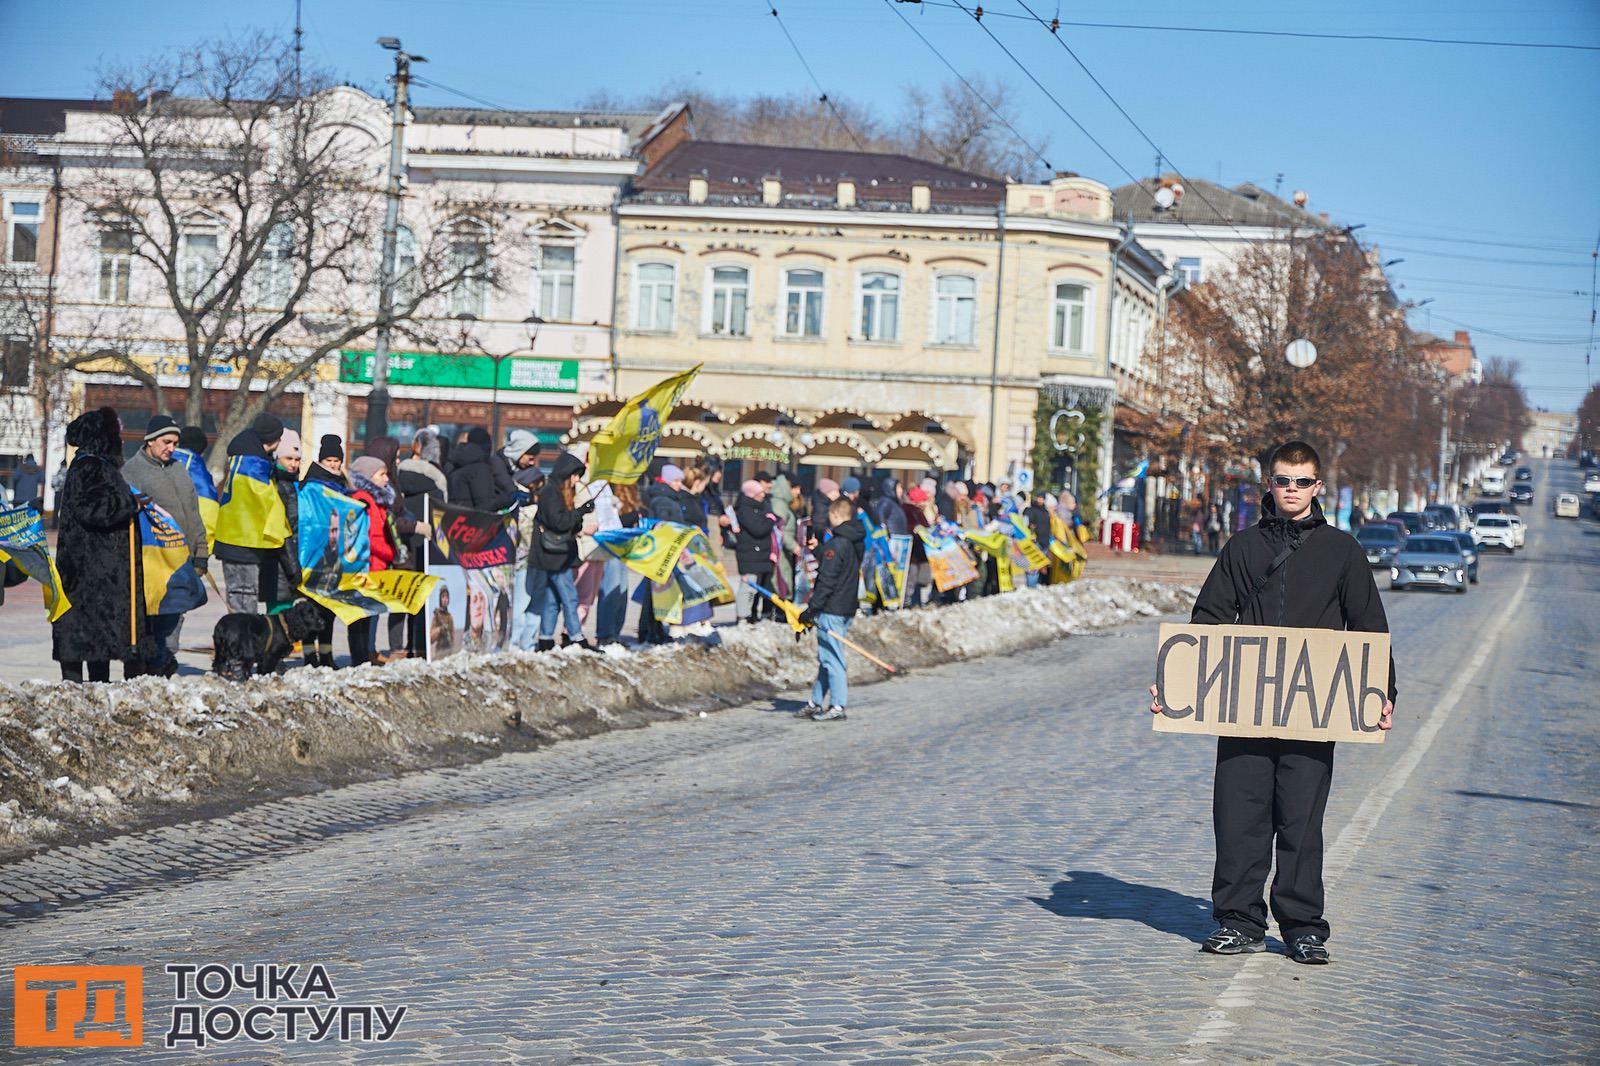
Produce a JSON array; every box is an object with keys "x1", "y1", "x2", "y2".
[
  {"x1": 144, "y1": 413, "x2": 181, "y2": 442},
  {"x1": 251, "y1": 412, "x2": 284, "y2": 446},
  {"x1": 177, "y1": 425, "x2": 208, "y2": 454},
  {"x1": 319, "y1": 434, "x2": 344, "y2": 462}
]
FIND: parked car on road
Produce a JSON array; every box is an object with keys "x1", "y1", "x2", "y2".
[
  {"x1": 1356, "y1": 524, "x2": 1406, "y2": 569},
  {"x1": 1390, "y1": 535, "x2": 1469, "y2": 593},
  {"x1": 1555, "y1": 492, "x2": 1581, "y2": 518},
  {"x1": 1424, "y1": 503, "x2": 1468, "y2": 531},
  {"x1": 1448, "y1": 531, "x2": 1480, "y2": 584},
  {"x1": 1388, "y1": 510, "x2": 1427, "y2": 534},
  {"x1": 1514, "y1": 466, "x2": 1532, "y2": 482},
  {"x1": 1509, "y1": 483, "x2": 1533, "y2": 505},
  {"x1": 1583, "y1": 472, "x2": 1600, "y2": 494},
  {"x1": 1472, "y1": 514, "x2": 1517, "y2": 552}
]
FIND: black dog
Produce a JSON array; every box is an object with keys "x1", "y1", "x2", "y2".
[{"x1": 212, "y1": 600, "x2": 324, "y2": 681}]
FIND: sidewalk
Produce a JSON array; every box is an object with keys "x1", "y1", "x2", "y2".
[{"x1": 1082, "y1": 541, "x2": 1215, "y2": 585}]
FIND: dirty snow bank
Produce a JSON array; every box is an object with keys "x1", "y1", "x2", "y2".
[{"x1": 0, "y1": 577, "x2": 1192, "y2": 852}]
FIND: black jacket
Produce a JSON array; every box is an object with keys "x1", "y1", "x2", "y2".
[
  {"x1": 806, "y1": 518, "x2": 865, "y2": 618},
  {"x1": 644, "y1": 480, "x2": 690, "y2": 524},
  {"x1": 446, "y1": 443, "x2": 511, "y2": 512},
  {"x1": 1025, "y1": 502, "x2": 1052, "y2": 548},
  {"x1": 733, "y1": 493, "x2": 777, "y2": 573},
  {"x1": 395, "y1": 467, "x2": 445, "y2": 571},
  {"x1": 52, "y1": 409, "x2": 152, "y2": 664},
  {"x1": 1191, "y1": 497, "x2": 1397, "y2": 705},
  {"x1": 809, "y1": 491, "x2": 838, "y2": 536},
  {"x1": 870, "y1": 479, "x2": 908, "y2": 536},
  {"x1": 530, "y1": 451, "x2": 592, "y2": 572}
]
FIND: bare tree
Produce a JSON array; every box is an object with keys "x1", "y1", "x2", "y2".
[
  {"x1": 896, "y1": 76, "x2": 1046, "y2": 180},
  {"x1": 57, "y1": 34, "x2": 525, "y2": 469}
]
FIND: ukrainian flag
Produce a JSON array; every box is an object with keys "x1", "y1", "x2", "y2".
[
  {"x1": 594, "y1": 519, "x2": 699, "y2": 584},
  {"x1": 0, "y1": 504, "x2": 70, "y2": 621},
  {"x1": 587, "y1": 365, "x2": 701, "y2": 484},
  {"x1": 1006, "y1": 515, "x2": 1052, "y2": 572},
  {"x1": 136, "y1": 494, "x2": 206, "y2": 615},
  {"x1": 963, "y1": 528, "x2": 1017, "y2": 593},
  {"x1": 215, "y1": 453, "x2": 290, "y2": 549},
  {"x1": 296, "y1": 479, "x2": 436, "y2": 623},
  {"x1": 172, "y1": 446, "x2": 219, "y2": 554}
]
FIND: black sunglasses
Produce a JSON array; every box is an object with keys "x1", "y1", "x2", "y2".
[{"x1": 1269, "y1": 475, "x2": 1318, "y2": 489}]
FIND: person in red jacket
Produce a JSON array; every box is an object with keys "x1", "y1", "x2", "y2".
[{"x1": 347, "y1": 455, "x2": 398, "y2": 664}]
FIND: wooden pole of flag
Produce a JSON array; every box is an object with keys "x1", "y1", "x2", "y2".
[{"x1": 744, "y1": 580, "x2": 899, "y2": 675}]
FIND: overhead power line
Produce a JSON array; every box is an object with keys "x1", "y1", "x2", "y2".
[
  {"x1": 762, "y1": 1, "x2": 866, "y2": 150},
  {"x1": 891, "y1": 1, "x2": 1600, "y2": 52}
]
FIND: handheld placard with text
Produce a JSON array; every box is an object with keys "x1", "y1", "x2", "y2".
[{"x1": 1152, "y1": 623, "x2": 1390, "y2": 744}]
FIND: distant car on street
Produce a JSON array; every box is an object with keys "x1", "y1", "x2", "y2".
[
  {"x1": 1424, "y1": 503, "x2": 1468, "y2": 531},
  {"x1": 1514, "y1": 466, "x2": 1532, "y2": 482},
  {"x1": 1388, "y1": 510, "x2": 1427, "y2": 534},
  {"x1": 1448, "y1": 531, "x2": 1480, "y2": 584},
  {"x1": 1390, "y1": 535, "x2": 1469, "y2": 593},
  {"x1": 1356, "y1": 524, "x2": 1405, "y2": 569},
  {"x1": 1583, "y1": 472, "x2": 1600, "y2": 494},
  {"x1": 1498, "y1": 452, "x2": 1516, "y2": 466},
  {"x1": 1504, "y1": 514, "x2": 1527, "y2": 547},
  {"x1": 1509, "y1": 483, "x2": 1533, "y2": 504},
  {"x1": 1555, "y1": 492, "x2": 1581, "y2": 518},
  {"x1": 1473, "y1": 514, "x2": 1517, "y2": 552},
  {"x1": 1480, "y1": 469, "x2": 1506, "y2": 495},
  {"x1": 1470, "y1": 497, "x2": 1517, "y2": 518}
]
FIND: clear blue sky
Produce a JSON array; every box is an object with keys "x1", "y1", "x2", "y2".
[{"x1": 6, "y1": 0, "x2": 1598, "y2": 413}]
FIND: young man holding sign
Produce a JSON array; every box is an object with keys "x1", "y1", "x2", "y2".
[{"x1": 1149, "y1": 441, "x2": 1396, "y2": 964}]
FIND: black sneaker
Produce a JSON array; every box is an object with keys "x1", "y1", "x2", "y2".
[
  {"x1": 1200, "y1": 927, "x2": 1266, "y2": 955},
  {"x1": 1287, "y1": 934, "x2": 1330, "y2": 965},
  {"x1": 810, "y1": 707, "x2": 848, "y2": 721},
  {"x1": 795, "y1": 703, "x2": 822, "y2": 719}
]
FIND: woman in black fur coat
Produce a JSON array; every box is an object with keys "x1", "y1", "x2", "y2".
[{"x1": 52, "y1": 407, "x2": 153, "y2": 682}]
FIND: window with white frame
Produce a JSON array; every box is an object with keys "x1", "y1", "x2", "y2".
[
  {"x1": 1051, "y1": 282, "x2": 1091, "y2": 352},
  {"x1": 256, "y1": 222, "x2": 294, "y2": 308},
  {"x1": 180, "y1": 230, "x2": 221, "y2": 302},
  {"x1": 1176, "y1": 256, "x2": 1203, "y2": 287},
  {"x1": 633, "y1": 261, "x2": 676, "y2": 331},
  {"x1": 781, "y1": 268, "x2": 824, "y2": 337},
  {"x1": 534, "y1": 242, "x2": 576, "y2": 321},
  {"x1": 446, "y1": 220, "x2": 490, "y2": 318},
  {"x1": 1, "y1": 336, "x2": 31, "y2": 391},
  {"x1": 393, "y1": 224, "x2": 418, "y2": 305},
  {"x1": 706, "y1": 265, "x2": 749, "y2": 336},
  {"x1": 932, "y1": 273, "x2": 977, "y2": 345},
  {"x1": 98, "y1": 230, "x2": 133, "y2": 304},
  {"x1": 857, "y1": 270, "x2": 900, "y2": 341},
  {"x1": 4, "y1": 201, "x2": 40, "y2": 265}
]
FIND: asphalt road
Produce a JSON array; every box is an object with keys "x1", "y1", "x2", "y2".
[{"x1": 3, "y1": 458, "x2": 1596, "y2": 1063}]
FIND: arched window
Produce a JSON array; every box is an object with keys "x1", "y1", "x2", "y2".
[
  {"x1": 633, "y1": 261, "x2": 676, "y2": 331},
  {"x1": 1051, "y1": 282, "x2": 1092, "y2": 352},
  {"x1": 857, "y1": 270, "x2": 900, "y2": 341},
  {"x1": 534, "y1": 240, "x2": 576, "y2": 321},
  {"x1": 98, "y1": 229, "x2": 133, "y2": 304},
  {"x1": 933, "y1": 273, "x2": 977, "y2": 345},
  {"x1": 782, "y1": 268, "x2": 825, "y2": 337},
  {"x1": 706, "y1": 265, "x2": 749, "y2": 336},
  {"x1": 256, "y1": 222, "x2": 294, "y2": 308},
  {"x1": 446, "y1": 219, "x2": 491, "y2": 318}
]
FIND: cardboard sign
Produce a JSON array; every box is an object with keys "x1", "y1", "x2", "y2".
[{"x1": 1152, "y1": 623, "x2": 1389, "y2": 744}]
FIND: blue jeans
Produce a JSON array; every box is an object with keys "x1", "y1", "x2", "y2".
[
  {"x1": 811, "y1": 613, "x2": 852, "y2": 709},
  {"x1": 539, "y1": 567, "x2": 582, "y2": 640},
  {"x1": 596, "y1": 557, "x2": 629, "y2": 642},
  {"x1": 513, "y1": 566, "x2": 538, "y2": 650}
]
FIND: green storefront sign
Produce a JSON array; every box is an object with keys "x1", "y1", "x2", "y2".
[{"x1": 339, "y1": 350, "x2": 578, "y2": 393}]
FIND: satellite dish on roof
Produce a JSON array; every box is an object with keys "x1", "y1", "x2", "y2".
[
  {"x1": 1153, "y1": 186, "x2": 1175, "y2": 210},
  {"x1": 1170, "y1": 182, "x2": 1184, "y2": 202},
  {"x1": 1286, "y1": 338, "x2": 1318, "y2": 369},
  {"x1": 1292, "y1": 189, "x2": 1309, "y2": 207}
]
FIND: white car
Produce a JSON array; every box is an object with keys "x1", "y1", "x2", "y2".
[
  {"x1": 1504, "y1": 514, "x2": 1527, "y2": 547},
  {"x1": 1555, "y1": 492, "x2": 1581, "y2": 518},
  {"x1": 1472, "y1": 514, "x2": 1517, "y2": 552},
  {"x1": 1584, "y1": 473, "x2": 1600, "y2": 494}
]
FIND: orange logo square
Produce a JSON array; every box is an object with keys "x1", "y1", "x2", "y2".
[{"x1": 13, "y1": 966, "x2": 143, "y2": 1048}]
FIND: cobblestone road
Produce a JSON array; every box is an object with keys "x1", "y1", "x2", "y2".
[{"x1": 3, "y1": 459, "x2": 1596, "y2": 1062}]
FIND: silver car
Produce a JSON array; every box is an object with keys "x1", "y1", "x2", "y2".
[{"x1": 1390, "y1": 535, "x2": 1469, "y2": 594}]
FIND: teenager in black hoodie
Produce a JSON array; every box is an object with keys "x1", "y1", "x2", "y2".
[
  {"x1": 798, "y1": 497, "x2": 864, "y2": 721},
  {"x1": 1151, "y1": 440, "x2": 1396, "y2": 966}
]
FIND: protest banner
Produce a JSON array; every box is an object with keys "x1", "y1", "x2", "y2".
[
  {"x1": 964, "y1": 528, "x2": 1016, "y2": 592},
  {"x1": 889, "y1": 533, "x2": 913, "y2": 607},
  {"x1": 859, "y1": 515, "x2": 903, "y2": 610},
  {"x1": 297, "y1": 479, "x2": 438, "y2": 625},
  {"x1": 917, "y1": 526, "x2": 977, "y2": 592},
  {"x1": 649, "y1": 527, "x2": 733, "y2": 624},
  {"x1": 1151, "y1": 623, "x2": 1391, "y2": 744},
  {"x1": 0, "y1": 505, "x2": 70, "y2": 621},
  {"x1": 1007, "y1": 516, "x2": 1052, "y2": 572},
  {"x1": 136, "y1": 495, "x2": 206, "y2": 616},
  {"x1": 587, "y1": 365, "x2": 701, "y2": 483},
  {"x1": 425, "y1": 500, "x2": 516, "y2": 658},
  {"x1": 594, "y1": 520, "x2": 700, "y2": 584}
]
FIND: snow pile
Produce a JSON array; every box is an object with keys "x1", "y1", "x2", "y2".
[{"x1": 0, "y1": 577, "x2": 1192, "y2": 852}]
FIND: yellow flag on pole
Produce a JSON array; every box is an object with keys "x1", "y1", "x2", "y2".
[{"x1": 586, "y1": 365, "x2": 701, "y2": 484}]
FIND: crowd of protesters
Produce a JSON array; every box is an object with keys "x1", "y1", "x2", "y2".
[{"x1": 31, "y1": 406, "x2": 1090, "y2": 683}]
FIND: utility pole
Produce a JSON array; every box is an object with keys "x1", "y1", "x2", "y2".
[{"x1": 369, "y1": 37, "x2": 425, "y2": 443}]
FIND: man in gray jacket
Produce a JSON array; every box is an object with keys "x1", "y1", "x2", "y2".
[{"x1": 123, "y1": 414, "x2": 207, "y2": 672}]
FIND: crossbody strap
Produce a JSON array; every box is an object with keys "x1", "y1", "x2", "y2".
[{"x1": 1237, "y1": 539, "x2": 1302, "y2": 621}]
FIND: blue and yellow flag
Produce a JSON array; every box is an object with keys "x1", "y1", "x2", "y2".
[
  {"x1": 587, "y1": 365, "x2": 701, "y2": 484},
  {"x1": 1006, "y1": 515, "x2": 1052, "y2": 573},
  {"x1": 594, "y1": 519, "x2": 701, "y2": 584},
  {"x1": 0, "y1": 504, "x2": 70, "y2": 621},
  {"x1": 215, "y1": 453, "x2": 290, "y2": 549},
  {"x1": 172, "y1": 447, "x2": 219, "y2": 554},
  {"x1": 136, "y1": 494, "x2": 206, "y2": 615},
  {"x1": 963, "y1": 528, "x2": 1016, "y2": 593},
  {"x1": 296, "y1": 479, "x2": 436, "y2": 623}
]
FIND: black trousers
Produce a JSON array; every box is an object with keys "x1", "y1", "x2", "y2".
[{"x1": 1212, "y1": 737, "x2": 1335, "y2": 940}]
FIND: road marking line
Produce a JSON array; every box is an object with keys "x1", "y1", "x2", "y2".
[{"x1": 1185, "y1": 565, "x2": 1533, "y2": 1049}]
